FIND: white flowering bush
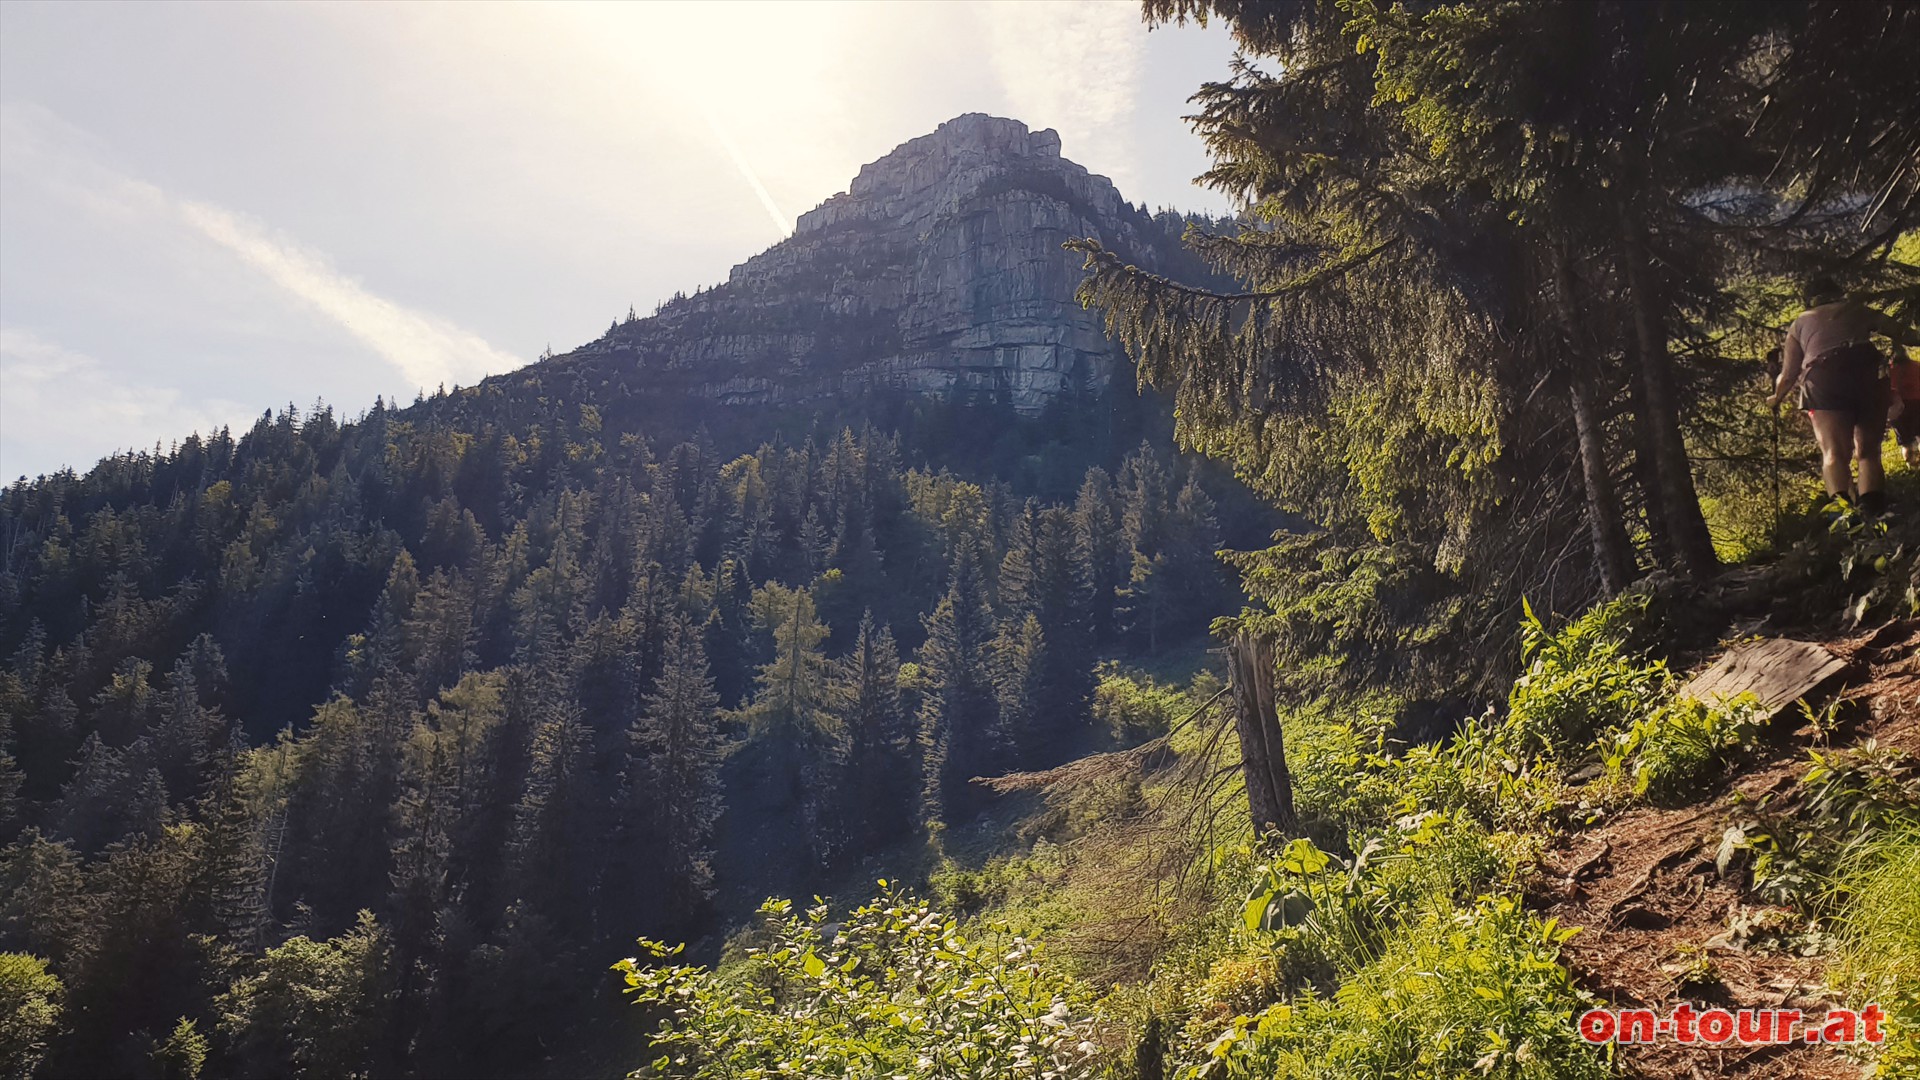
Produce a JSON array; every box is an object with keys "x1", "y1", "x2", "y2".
[{"x1": 616, "y1": 884, "x2": 1101, "y2": 1078}]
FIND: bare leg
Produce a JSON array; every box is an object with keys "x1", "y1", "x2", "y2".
[
  {"x1": 1854, "y1": 411, "x2": 1887, "y2": 495},
  {"x1": 1808, "y1": 411, "x2": 1854, "y2": 496},
  {"x1": 1855, "y1": 436, "x2": 1884, "y2": 494},
  {"x1": 1851, "y1": 400, "x2": 1893, "y2": 514}
]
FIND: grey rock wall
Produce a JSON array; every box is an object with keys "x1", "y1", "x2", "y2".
[{"x1": 571, "y1": 114, "x2": 1171, "y2": 414}]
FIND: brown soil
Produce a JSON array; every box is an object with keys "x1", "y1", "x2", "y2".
[{"x1": 1530, "y1": 622, "x2": 1918, "y2": 1080}]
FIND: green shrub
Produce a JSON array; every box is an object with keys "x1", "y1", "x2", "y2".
[
  {"x1": 1501, "y1": 596, "x2": 1668, "y2": 762},
  {"x1": 150, "y1": 1016, "x2": 209, "y2": 1080},
  {"x1": 1737, "y1": 743, "x2": 1920, "y2": 910},
  {"x1": 1277, "y1": 696, "x2": 1397, "y2": 837},
  {"x1": 1234, "y1": 819, "x2": 1508, "y2": 1005},
  {"x1": 0, "y1": 953, "x2": 63, "y2": 1080},
  {"x1": 1332, "y1": 713, "x2": 1567, "y2": 837},
  {"x1": 1829, "y1": 826, "x2": 1920, "y2": 1078},
  {"x1": 1238, "y1": 838, "x2": 1378, "y2": 990},
  {"x1": 1429, "y1": 716, "x2": 1569, "y2": 830},
  {"x1": 928, "y1": 860, "x2": 1012, "y2": 916},
  {"x1": 617, "y1": 886, "x2": 1100, "y2": 1078},
  {"x1": 1603, "y1": 692, "x2": 1768, "y2": 803},
  {"x1": 1362, "y1": 810, "x2": 1509, "y2": 913},
  {"x1": 215, "y1": 910, "x2": 392, "y2": 1080},
  {"x1": 1189, "y1": 896, "x2": 1605, "y2": 1080},
  {"x1": 1092, "y1": 663, "x2": 1191, "y2": 743}
]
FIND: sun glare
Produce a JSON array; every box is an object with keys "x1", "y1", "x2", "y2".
[{"x1": 554, "y1": 1, "x2": 875, "y2": 235}]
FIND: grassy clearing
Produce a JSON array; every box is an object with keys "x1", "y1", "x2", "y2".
[{"x1": 1829, "y1": 826, "x2": 1920, "y2": 1077}]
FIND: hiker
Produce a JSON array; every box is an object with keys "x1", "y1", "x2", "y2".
[{"x1": 1767, "y1": 277, "x2": 1917, "y2": 515}]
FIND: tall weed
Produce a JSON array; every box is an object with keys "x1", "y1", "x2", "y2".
[
  {"x1": 1603, "y1": 692, "x2": 1768, "y2": 804},
  {"x1": 1189, "y1": 897, "x2": 1606, "y2": 1080},
  {"x1": 1501, "y1": 596, "x2": 1668, "y2": 762},
  {"x1": 1736, "y1": 743, "x2": 1920, "y2": 910},
  {"x1": 1828, "y1": 826, "x2": 1920, "y2": 1077}
]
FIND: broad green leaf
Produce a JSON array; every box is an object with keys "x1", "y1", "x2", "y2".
[{"x1": 1243, "y1": 888, "x2": 1276, "y2": 933}]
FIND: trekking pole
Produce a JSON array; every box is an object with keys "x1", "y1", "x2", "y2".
[
  {"x1": 1765, "y1": 347, "x2": 1784, "y2": 546},
  {"x1": 1771, "y1": 400, "x2": 1783, "y2": 547}
]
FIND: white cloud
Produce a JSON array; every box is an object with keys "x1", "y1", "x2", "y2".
[
  {"x1": 2, "y1": 102, "x2": 520, "y2": 397},
  {"x1": 982, "y1": 0, "x2": 1146, "y2": 186},
  {"x1": 175, "y1": 200, "x2": 520, "y2": 391},
  {"x1": 0, "y1": 328, "x2": 254, "y2": 480}
]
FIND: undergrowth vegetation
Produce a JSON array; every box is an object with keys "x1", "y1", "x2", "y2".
[
  {"x1": 616, "y1": 521, "x2": 1920, "y2": 1079},
  {"x1": 1199, "y1": 898, "x2": 1604, "y2": 1080},
  {"x1": 617, "y1": 888, "x2": 1098, "y2": 1078},
  {"x1": 1502, "y1": 598, "x2": 1669, "y2": 763},
  {"x1": 1604, "y1": 694, "x2": 1768, "y2": 804},
  {"x1": 619, "y1": 601, "x2": 1685, "y2": 1078},
  {"x1": 1733, "y1": 742, "x2": 1920, "y2": 912},
  {"x1": 1829, "y1": 827, "x2": 1920, "y2": 1075}
]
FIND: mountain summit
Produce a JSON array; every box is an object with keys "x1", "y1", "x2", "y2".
[{"x1": 568, "y1": 114, "x2": 1192, "y2": 413}]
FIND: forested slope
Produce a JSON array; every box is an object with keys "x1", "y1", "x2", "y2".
[
  {"x1": 598, "y1": 3, "x2": 1920, "y2": 1079},
  {"x1": 0, "y1": 376, "x2": 1260, "y2": 1075},
  {"x1": 6, "y1": 2, "x2": 1920, "y2": 1079}
]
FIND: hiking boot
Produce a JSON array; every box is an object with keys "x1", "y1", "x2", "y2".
[{"x1": 1818, "y1": 494, "x2": 1860, "y2": 532}]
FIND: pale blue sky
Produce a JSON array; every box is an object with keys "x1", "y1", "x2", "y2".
[{"x1": 0, "y1": 1, "x2": 1237, "y2": 481}]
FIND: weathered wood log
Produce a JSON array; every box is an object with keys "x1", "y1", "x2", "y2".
[
  {"x1": 1227, "y1": 631, "x2": 1297, "y2": 838},
  {"x1": 1676, "y1": 638, "x2": 1847, "y2": 721}
]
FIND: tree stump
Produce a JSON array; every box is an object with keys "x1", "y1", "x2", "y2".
[{"x1": 1227, "y1": 631, "x2": 1297, "y2": 838}]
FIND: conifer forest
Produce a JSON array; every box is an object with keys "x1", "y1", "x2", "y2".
[{"x1": 2, "y1": 3, "x2": 1919, "y2": 1079}]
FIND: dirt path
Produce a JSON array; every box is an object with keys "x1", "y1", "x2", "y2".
[{"x1": 1530, "y1": 623, "x2": 1918, "y2": 1080}]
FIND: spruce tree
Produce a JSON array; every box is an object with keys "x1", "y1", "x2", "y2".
[
  {"x1": 278, "y1": 696, "x2": 387, "y2": 931},
  {"x1": 1163, "y1": 471, "x2": 1223, "y2": 635},
  {"x1": 834, "y1": 613, "x2": 909, "y2": 851},
  {"x1": 1031, "y1": 506, "x2": 1095, "y2": 738},
  {"x1": 195, "y1": 740, "x2": 271, "y2": 950},
  {"x1": 702, "y1": 558, "x2": 757, "y2": 708},
  {"x1": 916, "y1": 543, "x2": 999, "y2": 828},
  {"x1": 628, "y1": 613, "x2": 725, "y2": 923},
  {"x1": 506, "y1": 702, "x2": 598, "y2": 932},
  {"x1": 1072, "y1": 468, "x2": 1123, "y2": 646},
  {"x1": 0, "y1": 710, "x2": 23, "y2": 843},
  {"x1": 997, "y1": 500, "x2": 1042, "y2": 622},
  {"x1": 738, "y1": 583, "x2": 841, "y2": 860},
  {"x1": 404, "y1": 570, "x2": 476, "y2": 704},
  {"x1": 352, "y1": 552, "x2": 421, "y2": 700},
  {"x1": 992, "y1": 613, "x2": 1048, "y2": 770},
  {"x1": 147, "y1": 654, "x2": 224, "y2": 801},
  {"x1": 388, "y1": 672, "x2": 506, "y2": 973}
]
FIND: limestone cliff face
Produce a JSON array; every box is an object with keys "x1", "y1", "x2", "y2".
[{"x1": 571, "y1": 114, "x2": 1181, "y2": 413}]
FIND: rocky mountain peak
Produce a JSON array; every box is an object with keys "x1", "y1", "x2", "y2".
[
  {"x1": 847, "y1": 114, "x2": 1061, "y2": 199},
  {"x1": 573, "y1": 115, "x2": 1187, "y2": 414}
]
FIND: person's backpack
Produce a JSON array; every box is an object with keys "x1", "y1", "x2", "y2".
[{"x1": 1893, "y1": 355, "x2": 1920, "y2": 400}]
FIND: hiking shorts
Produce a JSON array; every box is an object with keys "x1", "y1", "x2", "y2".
[{"x1": 1801, "y1": 342, "x2": 1889, "y2": 418}]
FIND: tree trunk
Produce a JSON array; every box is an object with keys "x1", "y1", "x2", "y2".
[
  {"x1": 1568, "y1": 375, "x2": 1636, "y2": 595},
  {"x1": 1553, "y1": 249, "x2": 1637, "y2": 595},
  {"x1": 1618, "y1": 209, "x2": 1718, "y2": 578},
  {"x1": 1227, "y1": 631, "x2": 1296, "y2": 838},
  {"x1": 1624, "y1": 356, "x2": 1674, "y2": 566}
]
